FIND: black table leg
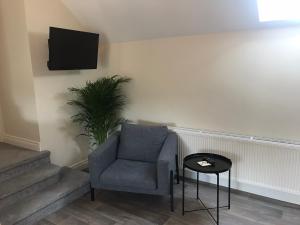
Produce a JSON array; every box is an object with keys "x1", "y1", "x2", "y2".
[
  {"x1": 197, "y1": 172, "x2": 199, "y2": 199},
  {"x1": 182, "y1": 166, "x2": 185, "y2": 215},
  {"x1": 228, "y1": 169, "x2": 231, "y2": 210},
  {"x1": 182, "y1": 153, "x2": 232, "y2": 225},
  {"x1": 170, "y1": 170, "x2": 174, "y2": 212},
  {"x1": 176, "y1": 155, "x2": 180, "y2": 184},
  {"x1": 90, "y1": 183, "x2": 95, "y2": 201},
  {"x1": 217, "y1": 173, "x2": 219, "y2": 225}
]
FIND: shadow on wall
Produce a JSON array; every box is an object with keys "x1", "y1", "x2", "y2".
[
  {"x1": 56, "y1": 91, "x2": 90, "y2": 158},
  {"x1": 0, "y1": 17, "x2": 40, "y2": 142},
  {"x1": 28, "y1": 31, "x2": 109, "y2": 77},
  {"x1": 99, "y1": 32, "x2": 110, "y2": 67},
  {"x1": 0, "y1": 97, "x2": 40, "y2": 144},
  {"x1": 137, "y1": 120, "x2": 176, "y2": 127}
]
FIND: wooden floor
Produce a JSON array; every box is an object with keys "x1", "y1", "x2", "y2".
[{"x1": 37, "y1": 181, "x2": 300, "y2": 225}]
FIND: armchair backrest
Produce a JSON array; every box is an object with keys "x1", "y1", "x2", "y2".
[{"x1": 117, "y1": 123, "x2": 168, "y2": 163}]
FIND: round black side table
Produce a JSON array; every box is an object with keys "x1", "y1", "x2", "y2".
[{"x1": 182, "y1": 153, "x2": 232, "y2": 225}]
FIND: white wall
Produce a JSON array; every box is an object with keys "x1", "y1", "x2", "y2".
[
  {"x1": 0, "y1": 0, "x2": 40, "y2": 144},
  {"x1": 108, "y1": 27, "x2": 300, "y2": 142},
  {"x1": 24, "y1": 0, "x2": 107, "y2": 166}
]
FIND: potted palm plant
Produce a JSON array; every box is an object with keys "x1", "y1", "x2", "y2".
[{"x1": 68, "y1": 75, "x2": 131, "y2": 150}]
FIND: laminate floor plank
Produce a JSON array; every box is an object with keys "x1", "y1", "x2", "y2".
[{"x1": 38, "y1": 181, "x2": 300, "y2": 225}]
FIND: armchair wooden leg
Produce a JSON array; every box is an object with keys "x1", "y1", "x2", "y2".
[
  {"x1": 90, "y1": 183, "x2": 95, "y2": 201},
  {"x1": 170, "y1": 170, "x2": 174, "y2": 212},
  {"x1": 176, "y1": 155, "x2": 180, "y2": 184}
]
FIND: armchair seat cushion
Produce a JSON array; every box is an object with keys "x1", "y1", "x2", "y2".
[
  {"x1": 99, "y1": 159, "x2": 157, "y2": 190},
  {"x1": 118, "y1": 123, "x2": 168, "y2": 162}
]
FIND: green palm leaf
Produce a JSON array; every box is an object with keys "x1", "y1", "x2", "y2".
[{"x1": 68, "y1": 75, "x2": 131, "y2": 146}]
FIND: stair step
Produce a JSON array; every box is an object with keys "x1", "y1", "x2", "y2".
[
  {"x1": 0, "y1": 145, "x2": 50, "y2": 183},
  {"x1": 0, "y1": 164, "x2": 61, "y2": 210},
  {"x1": 0, "y1": 167, "x2": 90, "y2": 225}
]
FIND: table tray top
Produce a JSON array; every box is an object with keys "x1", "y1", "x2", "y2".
[{"x1": 184, "y1": 153, "x2": 232, "y2": 174}]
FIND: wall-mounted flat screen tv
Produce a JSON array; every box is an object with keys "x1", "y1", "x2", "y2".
[{"x1": 48, "y1": 27, "x2": 99, "y2": 70}]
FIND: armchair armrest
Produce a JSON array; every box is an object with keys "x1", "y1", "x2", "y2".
[
  {"x1": 157, "y1": 132, "x2": 178, "y2": 191},
  {"x1": 88, "y1": 132, "x2": 120, "y2": 187}
]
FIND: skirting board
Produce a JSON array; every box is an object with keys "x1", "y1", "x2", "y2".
[
  {"x1": 2, "y1": 134, "x2": 41, "y2": 151},
  {"x1": 183, "y1": 170, "x2": 300, "y2": 206},
  {"x1": 70, "y1": 159, "x2": 88, "y2": 170}
]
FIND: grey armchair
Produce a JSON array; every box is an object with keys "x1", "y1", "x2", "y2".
[{"x1": 88, "y1": 123, "x2": 179, "y2": 211}]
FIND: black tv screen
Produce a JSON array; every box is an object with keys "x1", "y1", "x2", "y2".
[{"x1": 48, "y1": 27, "x2": 99, "y2": 70}]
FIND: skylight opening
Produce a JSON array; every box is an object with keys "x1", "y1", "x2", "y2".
[{"x1": 257, "y1": 0, "x2": 300, "y2": 22}]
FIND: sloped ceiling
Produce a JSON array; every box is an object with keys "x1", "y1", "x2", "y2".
[{"x1": 62, "y1": 0, "x2": 300, "y2": 42}]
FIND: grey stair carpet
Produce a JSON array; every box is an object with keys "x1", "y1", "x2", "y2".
[
  {"x1": 0, "y1": 144, "x2": 50, "y2": 183},
  {"x1": 0, "y1": 144, "x2": 90, "y2": 225},
  {"x1": 0, "y1": 143, "x2": 42, "y2": 170},
  {"x1": 0, "y1": 164, "x2": 61, "y2": 210}
]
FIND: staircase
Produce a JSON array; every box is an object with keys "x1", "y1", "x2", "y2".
[{"x1": 0, "y1": 143, "x2": 90, "y2": 225}]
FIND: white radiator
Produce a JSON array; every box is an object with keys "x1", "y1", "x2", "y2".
[{"x1": 170, "y1": 126, "x2": 300, "y2": 205}]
